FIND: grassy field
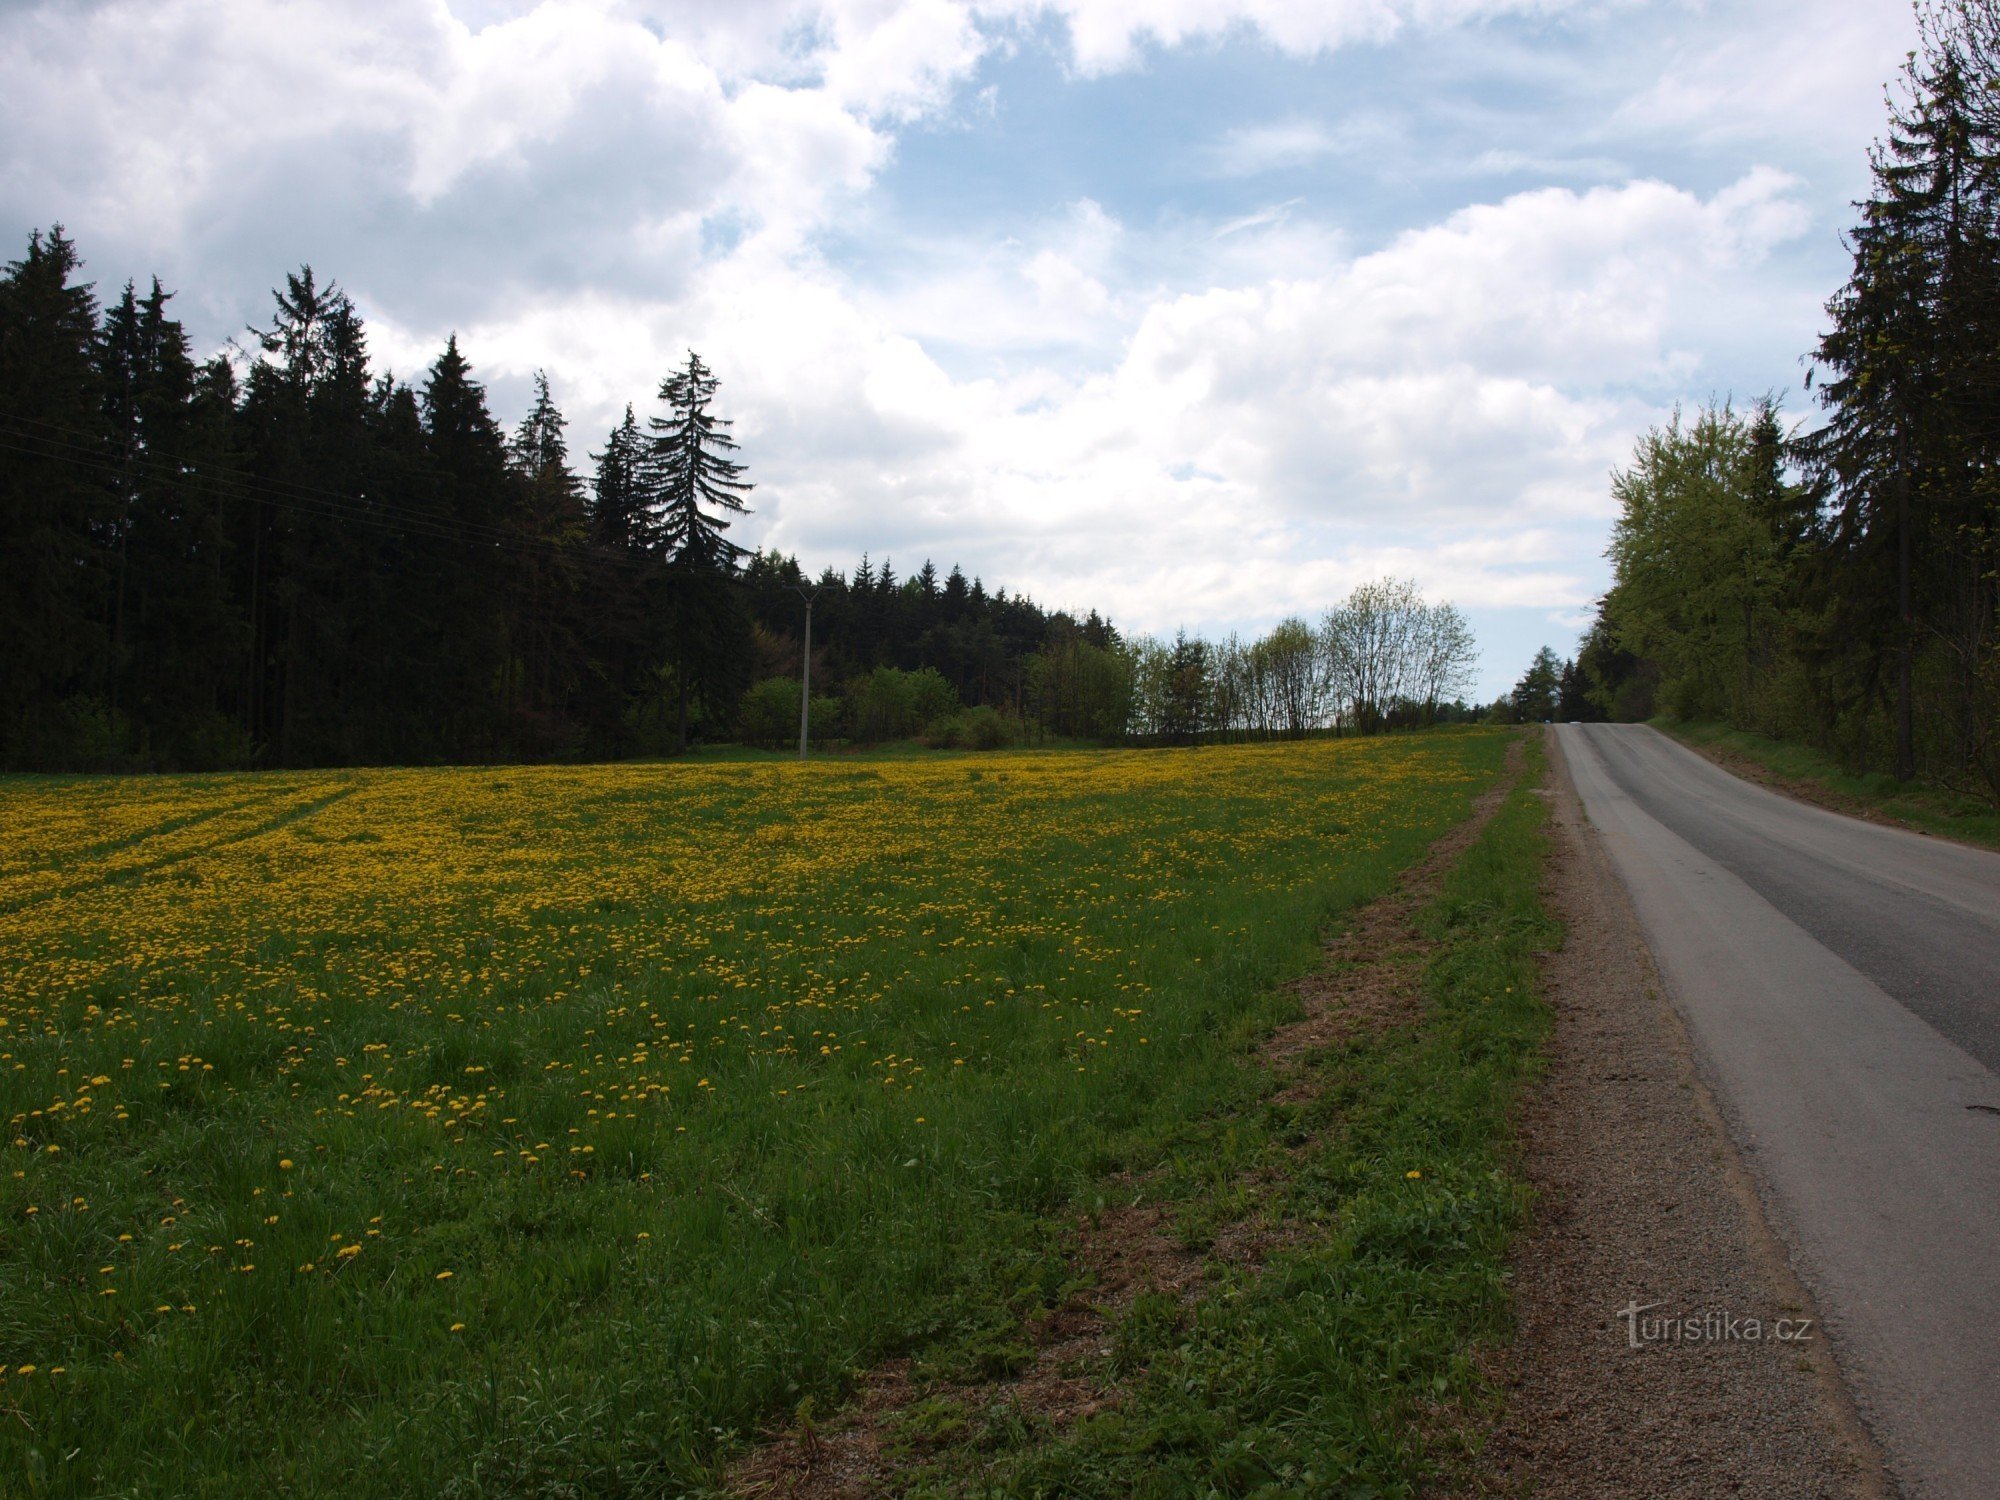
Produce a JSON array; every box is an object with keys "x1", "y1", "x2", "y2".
[
  {"x1": 0, "y1": 730, "x2": 1519, "y2": 1495},
  {"x1": 1658, "y1": 719, "x2": 2000, "y2": 850},
  {"x1": 885, "y1": 738, "x2": 1555, "y2": 1495}
]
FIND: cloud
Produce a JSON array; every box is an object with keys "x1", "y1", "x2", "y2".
[
  {"x1": 1004, "y1": 0, "x2": 1593, "y2": 75},
  {"x1": 379, "y1": 168, "x2": 1807, "y2": 645},
  {"x1": 1612, "y1": 0, "x2": 1915, "y2": 157},
  {"x1": 0, "y1": 0, "x2": 968, "y2": 328},
  {"x1": 1204, "y1": 118, "x2": 1374, "y2": 177}
]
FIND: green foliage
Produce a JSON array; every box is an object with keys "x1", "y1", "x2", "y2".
[
  {"x1": 918, "y1": 704, "x2": 1015, "y2": 751},
  {"x1": 843, "y1": 665, "x2": 961, "y2": 744},
  {"x1": 7, "y1": 695, "x2": 133, "y2": 773},
  {"x1": 1605, "y1": 400, "x2": 1795, "y2": 725},
  {"x1": 1593, "y1": 7, "x2": 2000, "y2": 801},
  {"x1": 1024, "y1": 634, "x2": 1133, "y2": 741},
  {"x1": 738, "y1": 677, "x2": 839, "y2": 749},
  {"x1": 1509, "y1": 646, "x2": 1562, "y2": 722},
  {"x1": 959, "y1": 705, "x2": 1015, "y2": 750}
]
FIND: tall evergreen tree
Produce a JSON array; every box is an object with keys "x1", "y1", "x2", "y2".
[
  {"x1": 503, "y1": 371, "x2": 588, "y2": 746},
  {"x1": 101, "y1": 279, "x2": 242, "y2": 758},
  {"x1": 239, "y1": 266, "x2": 374, "y2": 762},
  {"x1": 419, "y1": 333, "x2": 511, "y2": 757},
  {"x1": 1800, "y1": 16, "x2": 1997, "y2": 778},
  {"x1": 0, "y1": 227, "x2": 112, "y2": 764},
  {"x1": 643, "y1": 351, "x2": 753, "y2": 752},
  {"x1": 647, "y1": 352, "x2": 751, "y2": 568},
  {"x1": 588, "y1": 404, "x2": 649, "y2": 552}
]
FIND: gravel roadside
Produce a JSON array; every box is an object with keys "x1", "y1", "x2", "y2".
[{"x1": 1473, "y1": 729, "x2": 1892, "y2": 1498}]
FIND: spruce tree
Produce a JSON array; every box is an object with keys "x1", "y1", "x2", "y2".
[
  {"x1": 643, "y1": 352, "x2": 753, "y2": 752},
  {"x1": 419, "y1": 334, "x2": 511, "y2": 757},
  {"x1": 576, "y1": 405, "x2": 655, "y2": 751},
  {"x1": 646, "y1": 352, "x2": 751, "y2": 567},
  {"x1": 1802, "y1": 19, "x2": 1996, "y2": 778},
  {"x1": 503, "y1": 371, "x2": 587, "y2": 742},
  {"x1": 589, "y1": 405, "x2": 649, "y2": 553},
  {"x1": 0, "y1": 227, "x2": 111, "y2": 763}
]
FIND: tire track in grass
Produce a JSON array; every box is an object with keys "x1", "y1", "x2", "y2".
[
  {"x1": 0, "y1": 789, "x2": 290, "y2": 895},
  {"x1": 728, "y1": 737, "x2": 1530, "y2": 1498},
  {"x1": 0, "y1": 781, "x2": 360, "y2": 918}
]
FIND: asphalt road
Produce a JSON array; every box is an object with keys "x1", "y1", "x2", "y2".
[{"x1": 1555, "y1": 723, "x2": 2000, "y2": 1500}]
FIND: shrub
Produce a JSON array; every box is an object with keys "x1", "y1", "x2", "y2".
[
  {"x1": 907, "y1": 667, "x2": 959, "y2": 726},
  {"x1": 845, "y1": 667, "x2": 960, "y2": 744},
  {"x1": 739, "y1": 679, "x2": 840, "y2": 749},
  {"x1": 959, "y1": 705, "x2": 1014, "y2": 750},
  {"x1": 740, "y1": 678, "x2": 799, "y2": 749}
]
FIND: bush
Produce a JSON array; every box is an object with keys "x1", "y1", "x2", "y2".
[
  {"x1": 845, "y1": 667, "x2": 960, "y2": 744},
  {"x1": 907, "y1": 667, "x2": 959, "y2": 726},
  {"x1": 921, "y1": 714, "x2": 965, "y2": 749},
  {"x1": 168, "y1": 711, "x2": 258, "y2": 771},
  {"x1": 960, "y1": 705, "x2": 1014, "y2": 750},
  {"x1": 739, "y1": 678, "x2": 839, "y2": 749}
]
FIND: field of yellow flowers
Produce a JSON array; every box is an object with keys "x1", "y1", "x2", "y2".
[{"x1": 0, "y1": 731, "x2": 1512, "y2": 1493}]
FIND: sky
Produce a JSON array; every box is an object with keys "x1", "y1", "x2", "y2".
[{"x1": 0, "y1": 0, "x2": 1920, "y2": 699}]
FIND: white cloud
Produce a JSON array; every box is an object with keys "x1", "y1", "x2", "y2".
[
  {"x1": 1207, "y1": 118, "x2": 1359, "y2": 176},
  {"x1": 1001, "y1": 0, "x2": 1593, "y2": 75},
  {"x1": 1614, "y1": 0, "x2": 1915, "y2": 156},
  {"x1": 348, "y1": 160, "x2": 1810, "y2": 653}
]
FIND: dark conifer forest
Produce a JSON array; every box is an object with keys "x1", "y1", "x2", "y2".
[{"x1": 0, "y1": 246, "x2": 1138, "y2": 769}]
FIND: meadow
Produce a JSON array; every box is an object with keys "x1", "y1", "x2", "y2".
[{"x1": 0, "y1": 730, "x2": 1522, "y2": 1494}]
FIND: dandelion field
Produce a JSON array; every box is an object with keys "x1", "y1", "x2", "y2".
[{"x1": 0, "y1": 732, "x2": 1513, "y2": 1494}]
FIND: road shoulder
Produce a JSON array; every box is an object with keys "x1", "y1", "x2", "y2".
[
  {"x1": 1475, "y1": 729, "x2": 1889, "y2": 1497},
  {"x1": 1654, "y1": 721, "x2": 2000, "y2": 852}
]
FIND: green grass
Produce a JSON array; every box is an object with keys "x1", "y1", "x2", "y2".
[
  {"x1": 1658, "y1": 719, "x2": 2000, "y2": 850},
  {"x1": 0, "y1": 731, "x2": 1520, "y2": 1495},
  {"x1": 897, "y1": 738, "x2": 1556, "y2": 1497}
]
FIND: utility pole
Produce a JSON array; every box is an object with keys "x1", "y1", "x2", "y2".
[{"x1": 794, "y1": 581, "x2": 821, "y2": 761}]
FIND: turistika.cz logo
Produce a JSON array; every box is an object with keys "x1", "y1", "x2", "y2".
[{"x1": 1616, "y1": 1301, "x2": 1816, "y2": 1349}]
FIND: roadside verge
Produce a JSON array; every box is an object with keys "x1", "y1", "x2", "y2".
[
  {"x1": 1473, "y1": 728, "x2": 1890, "y2": 1497},
  {"x1": 1655, "y1": 719, "x2": 1999, "y2": 851}
]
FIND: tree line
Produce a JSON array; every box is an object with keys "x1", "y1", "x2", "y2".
[
  {"x1": 0, "y1": 231, "x2": 1482, "y2": 770},
  {"x1": 1118, "y1": 581, "x2": 1479, "y2": 745},
  {"x1": 1518, "y1": 0, "x2": 2000, "y2": 802},
  {"x1": 720, "y1": 565, "x2": 1477, "y2": 751},
  {"x1": 0, "y1": 239, "x2": 1119, "y2": 769}
]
